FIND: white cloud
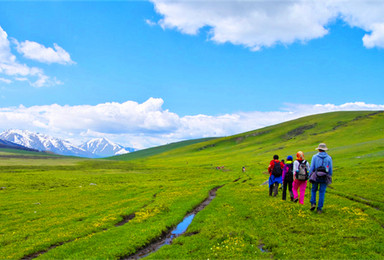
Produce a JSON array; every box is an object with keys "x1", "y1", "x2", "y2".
[
  {"x1": 149, "y1": 0, "x2": 384, "y2": 50},
  {"x1": 362, "y1": 23, "x2": 384, "y2": 49},
  {"x1": 0, "y1": 98, "x2": 382, "y2": 149},
  {"x1": 0, "y1": 78, "x2": 11, "y2": 84},
  {"x1": 145, "y1": 19, "x2": 157, "y2": 27},
  {"x1": 0, "y1": 98, "x2": 179, "y2": 146},
  {"x1": 0, "y1": 29, "x2": 13, "y2": 63},
  {"x1": 331, "y1": 1, "x2": 384, "y2": 49},
  {"x1": 14, "y1": 40, "x2": 75, "y2": 65},
  {"x1": 0, "y1": 26, "x2": 73, "y2": 87},
  {"x1": 15, "y1": 77, "x2": 28, "y2": 82}
]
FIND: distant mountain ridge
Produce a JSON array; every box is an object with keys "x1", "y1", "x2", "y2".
[
  {"x1": 0, "y1": 130, "x2": 135, "y2": 158},
  {"x1": 79, "y1": 137, "x2": 135, "y2": 158},
  {"x1": 0, "y1": 130, "x2": 92, "y2": 157},
  {"x1": 0, "y1": 138, "x2": 39, "y2": 152}
]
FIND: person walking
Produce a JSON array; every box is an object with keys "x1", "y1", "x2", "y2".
[
  {"x1": 292, "y1": 151, "x2": 310, "y2": 204},
  {"x1": 280, "y1": 159, "x2": 285, "y2": 190},
  {"x1": 268, "y1": 155, "x2": 284, "y2": 197},
  {"x1": 282, "y1": 155, "x2": 294, "y2": 201},
  {"x1": 309, "y1": 143, "x2": 333, "y2": 214}
]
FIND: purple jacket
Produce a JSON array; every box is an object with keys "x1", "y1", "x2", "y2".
[{"x1": 282, "y1": 160, "x2": 293, "y2": 181}]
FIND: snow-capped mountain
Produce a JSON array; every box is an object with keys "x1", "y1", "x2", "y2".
[
  {"x1": 0, "y1": 138, "x2": 38, "y2": 152},
  {"x1": 0, "y1": 130, "x2": 136, "y2": 158},
  {"x1": 0, "y1": 130, "x2": 93, "y2": 157},
  {"x1": 79, "y1": 138, "x2": 134, "y2": 158}
]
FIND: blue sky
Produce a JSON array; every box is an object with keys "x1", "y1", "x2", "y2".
[{"x1": 0, "y1": 1, "x2": 383, "y2": 148}]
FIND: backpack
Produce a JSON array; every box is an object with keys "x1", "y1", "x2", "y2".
[
  {"x1": 285, "y1": 163, "x2": 293, "y2": 182},
  {"x1": 315, "y1": 157, "x2": 328, "y2": 183},
  {"x1": 315, "y1": 157, "x2": 328, "y2": 174},
  {"x1": 272, "y1": 161, "x2": 282, "y2": 177},
  {"x1": 296, "y1": 160, "x2": 308, "y2": 181}
]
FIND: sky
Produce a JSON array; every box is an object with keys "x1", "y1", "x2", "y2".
[{"x1": 0, "y1": 0, "x2": 384, "y2": 149}]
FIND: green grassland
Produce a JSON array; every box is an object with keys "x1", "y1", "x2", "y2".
[
  {"x1": 110, "y1": 137, "x2": 218, "y2": 161},
  {"x1": 1, "y1": 111, "x2": 383, "y2": 259}
]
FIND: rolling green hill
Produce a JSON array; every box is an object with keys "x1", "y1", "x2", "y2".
[
  {"x1": 122, "y1": 110, "x2": 384, "y2": 212},
  {"x1": 113, "y1": 111, "x2": 384, "y2": 169},
  {"x1": 1, "y1": 111, "x2": 383, "y2": 259},
  {"x1": 110, "y1": 137, "x2": 218, "y2": 161}
]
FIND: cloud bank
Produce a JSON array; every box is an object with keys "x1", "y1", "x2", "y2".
[
  {"x1": 0, "y1": 26, "x2": 73, "y2": 87},
  {"x1": 150, "y1": 0, "x2": 384, "y2": 50},
  {"x1": 0, "y1": 98, "x2": 382, "y2": 149}
]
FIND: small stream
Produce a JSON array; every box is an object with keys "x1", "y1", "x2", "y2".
[
  {"x1": 137, "y1": 214, "x2": 196, "y2": 259},
  {"x1": 258, "y1": 243, "x2": 269, "y2": 253},
  {"x1": 165, "y1": 214, "x2": 196, "y2": 244},
  {"x1": 123, "y1": 185, "x2": 223, "y2": 259},
  {"x1": 22, "y1": 186, "x2": 225, "y2": 260}
]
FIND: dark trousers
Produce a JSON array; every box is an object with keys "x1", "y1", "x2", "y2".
[
  {"x1": 269, "y1": 182, "x2": 279, "y2": 196},
  {"x1": 282, "y1": 180, "x2": 293, "y2": 200}
]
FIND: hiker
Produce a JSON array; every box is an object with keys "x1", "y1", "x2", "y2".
[
  {"x1": 280, "y1": 159, "x2": 285, "y2": 190},
  {"x1": 268, "y1": 155, "x2": 284, "y2": 197},
  {"x1": 309, "y1": 143, "x2": 333, "y2": 214},
  {"x1": 282, "y1": 155, "x2": 294, "y2": 201},
  {"x1": 292, "y1": 151, "x2": 310, "y2": 204}
]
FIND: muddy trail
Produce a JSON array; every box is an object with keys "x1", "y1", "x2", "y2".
[{"x1": 121, "y1": 185, "x2": 225, "y2": 259}]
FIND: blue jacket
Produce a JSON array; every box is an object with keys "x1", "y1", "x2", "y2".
[{"x1": 309, "y1": 152, "x2": 333, "y2": 176}]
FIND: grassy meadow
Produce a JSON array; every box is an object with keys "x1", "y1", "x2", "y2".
[{"x1": 1, "y1": 111, "x2": 383, "y2": 259}]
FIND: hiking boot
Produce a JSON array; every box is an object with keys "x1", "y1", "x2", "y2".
[
  {"x1": 290, "y1": 197, "x2": 294, "y2": 202},
  {"x1": 317, "y1": 208, "x2": 323, "y2": 214},
  {"x1": 310, "y1": 204, "x2": 316, "y2": 211},
  {"x1": 294, "y1": 198, "x2": 298, "y2": 203}
]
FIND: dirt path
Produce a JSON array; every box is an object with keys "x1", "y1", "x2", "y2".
[{"x1": 121, "y1": 185, "x2": 225, "y2": 259}]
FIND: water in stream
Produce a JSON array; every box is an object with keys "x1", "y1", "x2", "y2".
[
  {"x1": 164, "y1": 214, "x2": 195, "y2": 245},
  {"x1": 138, "y1": 214, "x2": 196, "y2": 258},
  {"x1": 124, "y1": 186, "x2": 223, "y2": 260}
]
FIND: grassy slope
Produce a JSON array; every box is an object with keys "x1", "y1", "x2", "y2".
[
  {"x1": 109, "y1": 137, "x2": 218, "y2": 161},
  {"x1": 134, "y1": 111, "x2": 383, "y2": 167},
  {"x1": 120, "y1": 111, "x2": 384, "y2": 258},
  {"x1": 1, "y1": 111, "x2": 383, "y2": 259}
]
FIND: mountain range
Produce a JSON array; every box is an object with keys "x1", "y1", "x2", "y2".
[
  {"x1": 79, "y1": 138, "x2": 135, "y2": 157},
  {"x1": 0, "y1": 138, "x2": 39, "y2": 152},
  {"x1": 0, "y1": 130, "x2": 135, "y2": 158}
]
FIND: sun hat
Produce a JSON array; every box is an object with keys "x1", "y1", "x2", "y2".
[{"x1": 316, "y1": 143, "x2": 328, "y2": 151}]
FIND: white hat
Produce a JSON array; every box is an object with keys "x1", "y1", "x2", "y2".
[{"x1": 316, "y1": 143, "x2": 328, "y2": 151}]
